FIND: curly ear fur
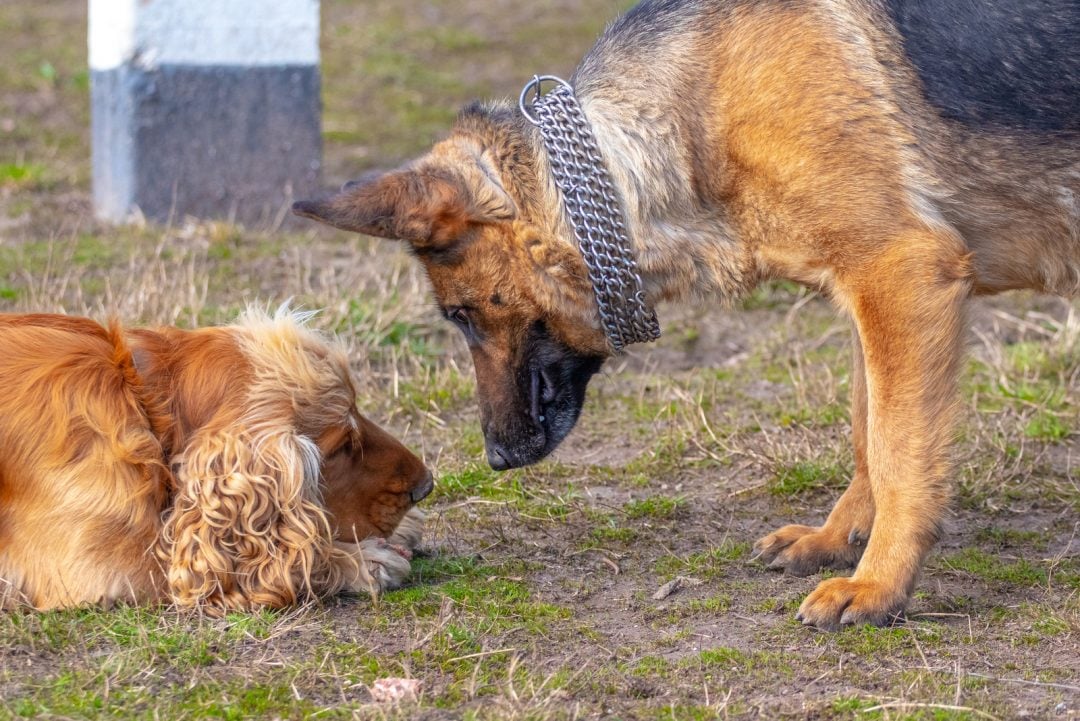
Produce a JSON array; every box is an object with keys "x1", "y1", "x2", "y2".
[{"x1": 163, "y1": 426, "x2": 358, "y2": 611}]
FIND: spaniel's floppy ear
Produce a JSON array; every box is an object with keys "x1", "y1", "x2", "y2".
[
  {"x1": 163, "y1": 421, "x2": 353, "y2": 611},
  {"x1": 291, "y1": 151, "x2": 514, "y2": 251}
]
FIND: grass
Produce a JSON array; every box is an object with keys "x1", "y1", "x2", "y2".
[
  {"x1": 1, "y1": 0, "x2": 1079, "y2": 718},
  {"x1": 0, "y1": 161, "x2": 45, "y2": 188},
  {"x1": 768, "y1": 459, "x2": 849, "y2": 496},
  {"x1": 623, "y1": 495, "x2": 686, "y2": 520},
  {"x1": 653, "y1": 542, "x2": 752, "y2": 581},
  {"x1": 938, "y1": 548, "x2": 1078, "y2": 589}
]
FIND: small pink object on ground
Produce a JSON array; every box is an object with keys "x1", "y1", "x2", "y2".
[{"x1": 370, "y1": 677, "x2": 421, "y2": 703}]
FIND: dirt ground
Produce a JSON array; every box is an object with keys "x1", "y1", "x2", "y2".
[{"x1": 0, "y1": 1, "x2": 1077, "y2": 719}]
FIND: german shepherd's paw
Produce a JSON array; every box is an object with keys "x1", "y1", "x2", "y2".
[
  {"x1": 795, "y1": 577, "x2": 906, "y2": 631},
  {"x1": 752, "y1": 524, "x2": 866, "y2": 576}
]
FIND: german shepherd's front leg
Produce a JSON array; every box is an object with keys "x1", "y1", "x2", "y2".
[
  {"x1": 753, "y1": 325, "x2": 874, "y2": 574},
  {"x1": 796, "y1": 232, "x2": 972, "y2": 630}
]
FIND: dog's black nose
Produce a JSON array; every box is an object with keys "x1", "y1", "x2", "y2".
[
  {"x1": 486, "y1": 442, "x2": 511, "y2": 471},
  {"x1": 410, "y1": 471, "x2": 435, "y2": 503}
]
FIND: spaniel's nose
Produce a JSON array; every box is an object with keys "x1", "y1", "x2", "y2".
[{"x1": 409, "y1": 470, "x2": 435, "y2": 503}]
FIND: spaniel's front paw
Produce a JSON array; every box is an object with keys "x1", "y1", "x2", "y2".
[{"x1": 360, "y1": 537, "x2": 413, "y2": 592}]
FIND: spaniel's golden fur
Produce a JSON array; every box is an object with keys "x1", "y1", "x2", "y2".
[{"x1": 0, "y1": 308, "x2": 433, "y2": 612}]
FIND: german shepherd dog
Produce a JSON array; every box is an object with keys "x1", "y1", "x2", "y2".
[{"x1": 294, "y1": 0, "x2": 1080, "y2": 629}]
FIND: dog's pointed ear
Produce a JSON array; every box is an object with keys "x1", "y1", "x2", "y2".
[{"x1": 292, "y1": 157, "x2": 515, "y2": 250}]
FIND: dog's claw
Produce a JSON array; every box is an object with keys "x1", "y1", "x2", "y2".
[
  {"x1": 373, "y1": 538, "x2": 412, "y2": 560},
  {"x1": 387, "y1": 542, "x2": 412, "y2": 561},
  {"x1": 839, "y1": 609, "x2": 859, "y2": 626},
  {"x1": 796, "y1": 576, "x2": 906, "y2": 631},
  {"x1": 847, "y1": 527, "x2": 868, "y2": 546},
  {"x1": 755, "y1": 524, "x2": 865, "y2": 576}
]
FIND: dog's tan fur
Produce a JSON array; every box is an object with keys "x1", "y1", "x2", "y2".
[
  {"x1": 0, "y1": 308, "x2": 431, "y2": 611},
  {"x1": 296, "y1": 0, "x2": 1079, "y2": 628}
]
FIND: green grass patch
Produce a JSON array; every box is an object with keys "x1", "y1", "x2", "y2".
[
  {"x1": 653, "y1": 541, "x2": 750, "y2": 581},
  {"x1": 831, "y1": 625, "x2": 919, "y2": 657},
  {"x1": 768, "y1": 459, "x2": 847, "y2": 496},
  {"x1": 830, "y1": 695, "x2": 879, "y2": 714},
  {"x1": 629, "y1": 654, "x2": 671, "y2": 678},
  {"x1": 0, "y1": 605, "x2": 284, "y2": 668},
  {"x1": 395, "y1": 365, "x2": 477, "y2": 415},
  {"x1": 776, "y1": 402, "x2": 847, "y2": 428},
  {"x1": 659, "y1": 595, "x2": 733, "y2": 623},
  {"x1": 1005, "y1": 339, "x2": 1078, "y2": 378},
  {"x1": 434, "y1": 464, "x2": 526, "y2": 502},
  {"x1": 0, "y1": 232, "x2": 144, "y2": 277},
  {"x1": 690, "y1": 646, "x2": 794, "y2": 678},
  {"x1": 940, "y1": 548, "x2": 1048, "y2": 587},
  {"x1": 980, "y1": 377, "x2": 1068, "y2": 414},
  {"x1": 0, "y1": 162, "x2": 45, "y2": 188},
  {"x1": 6, "y1": 673, "x2": 325, "y2": 721},
  {"x1": 375, "y1": 554, "x2": 568, "y2": 641},
  {"x1": 974, "y1": 527, "x2": 1051, "y2": 551},
  {"x1": 589, "y1": 523, "x2": 638, "y2": 544},
  {"x1": 336, "y1": 296, "x2": 440, "y2": 357},
  {"x1": 1021, "y1": 612, "x2": 1072, "y2": 644},
  {"x1": 620, "y1": 434, "x2": 692, "y2": 478},
  {"x1": 1023, "y1": 411, "x2": 1070, "y2": 441},
  {"x1": 623, "y1": 495, "x2": 685, "y2": 520}
]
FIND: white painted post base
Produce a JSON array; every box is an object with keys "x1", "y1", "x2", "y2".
[{"x1": 89, "y1": 0, "x2": 322, "y2": 225}]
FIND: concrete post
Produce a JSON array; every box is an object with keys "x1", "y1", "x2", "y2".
[{"x1": 89, "y1": 0, "x2": 322, "y2": 225}]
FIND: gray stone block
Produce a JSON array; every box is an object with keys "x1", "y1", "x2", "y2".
[
  {"x1": 92, "y1": 64, "x2": 321, "y2": 225},
  {"x1": 89, "y1": 0, "x2": 322, "y2": 226}
]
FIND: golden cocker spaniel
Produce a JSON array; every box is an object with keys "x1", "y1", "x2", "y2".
[{"x1": 0, "y1": 307, "x2": 434, "y2": 612}]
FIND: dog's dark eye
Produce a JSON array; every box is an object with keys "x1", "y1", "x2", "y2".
[
  {"x1": 444, "y1": 305, "x2": 482, "y2": 344},
  {"x1": 447, "y1": 306, "x2": 468, "y2": 325},
  {"x1": 446, "y1": 306, "x2": 474, "y2": 332}
]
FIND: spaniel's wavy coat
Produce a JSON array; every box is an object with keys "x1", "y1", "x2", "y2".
[{"x1": 0, "y1": 308, "x2": 434, "y2": 612}]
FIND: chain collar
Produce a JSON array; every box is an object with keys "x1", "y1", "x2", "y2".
[{"x1": 519, "y1": 75, "x2": 661, "y2": 353}]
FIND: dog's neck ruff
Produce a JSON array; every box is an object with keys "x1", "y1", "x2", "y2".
[{"x1": 519, "y1": 75, "x2": 661, "y2": 353}]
